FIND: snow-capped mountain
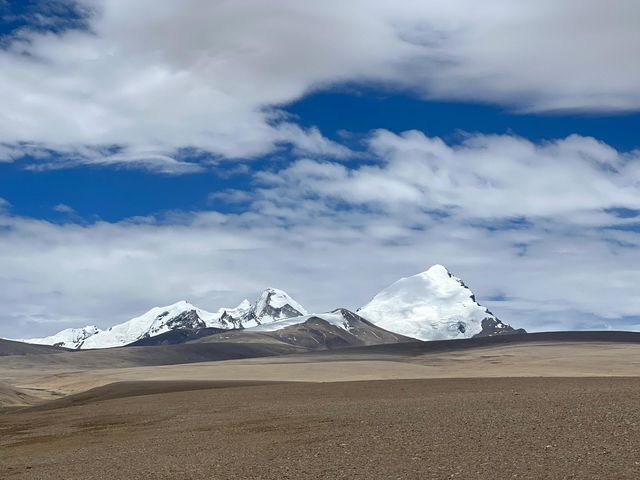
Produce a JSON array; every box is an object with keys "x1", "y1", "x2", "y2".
[
  {"x1": 208, "y1": 299, "x2": 253, "y2": 329},
  {"x1": 16, "y1": 266, "x2": 523, "y2": 349},
  {"x1": 81, "y1": 300, "x2": 219, "y2": 349},
  {"x1": 243, "y1": 288, "x2": 308, "y2": 325},
  {"x1": 214, "y1": 288, "x2": 307, "y2": 329},
  {"x1": 20, "y1": 325, "x2": 100, "y2": 350},
  {"x1": 357, "y1": 264, "x2": 522, "y2": 341},
  {"x1": 20, "y1": 289, "x2": 305, "y2": 349}
]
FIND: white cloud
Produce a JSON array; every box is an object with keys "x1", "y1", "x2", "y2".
[
  {"x1": 2, "y1": 131, "x2": 640, "y2": 338},
  {"x1": 0, "y1": 144, "x2": 23, "y2": 162},
  {"x1": 207, "y1": 190, "x2": 252, "y2": 206},
  {"x1": 52, "y1": 203, "x2": 75, "y2": 214},
  {"x1": 1, "y1": 0, "x2": 639, "y2": 170},
  {"x1": 261, "y1": 131, "x2": 640, "y2": 220}
]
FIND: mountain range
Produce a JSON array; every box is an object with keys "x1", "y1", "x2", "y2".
[{"x1": 16, "y1": 265, "x2": 524, "y2": 349}]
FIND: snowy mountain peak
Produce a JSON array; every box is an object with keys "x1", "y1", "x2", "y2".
[
  {"x1": 422, "y1": 264, "x2": 451, "y2": 277},
  {"x1": 140, "y1": 300, "x2": 198, "y2": 319},
  {"x1": 212, "y1": 299, "x2": 253, "y2": 329},
  {"x1": 169, "y1": 300, "x2": 196, "y2": 308},
  {"x1": 236, "y1": 299, "x2": 252, "y2": 310},
  {"x1": 357, "y1": 265, "x2": 522, "y2": 341},
  {"x1": 247, "y1": 288, "x2": 308, "y2": 324},
  {"x1": 81, "y1": 300, "x2": 211, "y2": 349}
]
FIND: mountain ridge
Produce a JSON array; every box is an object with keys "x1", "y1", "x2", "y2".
[
  {"x1": 15, "y1": 265, "x2": 525, "y2": 349},
  {"x1": 19, "y1": 289, "x2": 306, "y2": 349}
]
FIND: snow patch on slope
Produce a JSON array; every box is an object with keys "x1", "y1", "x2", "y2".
[
  {"x1": 19, "y1": 325, "x2": 100, "y2": 349},
  {"x1": 247, "y1": 312, "x2": 350, "y2": 333}
]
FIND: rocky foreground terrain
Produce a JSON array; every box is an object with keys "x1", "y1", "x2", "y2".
[{"x1": 2, "y1": 377, "x2": 639, "y2": 480}]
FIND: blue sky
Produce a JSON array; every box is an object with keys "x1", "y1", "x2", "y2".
[{"x1": 1, "y1": 0, "x2": 640, "y2": 337}]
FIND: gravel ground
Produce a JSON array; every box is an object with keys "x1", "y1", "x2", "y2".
[{"x1": 1, "y1": 377, "x2": 640, "y2": 479}]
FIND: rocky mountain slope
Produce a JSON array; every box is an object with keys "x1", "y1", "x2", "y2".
[{"x1": 202, "y1": 308, "x2": 413, "y2": 350}]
